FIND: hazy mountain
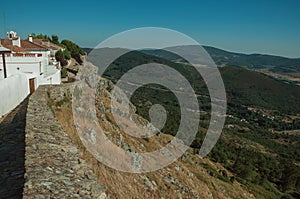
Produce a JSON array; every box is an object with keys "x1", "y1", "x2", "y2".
[
  {"x1": 145, "y1": 47, "x2": 300, "y2": 74},
  {"x1": 83, "y1": 46, "x2": 300, "y2": 74}
]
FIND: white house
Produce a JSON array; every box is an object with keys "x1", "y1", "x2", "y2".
[
  {"x1": 30, "y1": 35, "x2": 65, "y2": 57},
  {"x1": 0, "y1": 31, "x2": 61, "y2": 117},
  {"x1": 0, "y1": 31, "x2": 61, "y2": 86}
]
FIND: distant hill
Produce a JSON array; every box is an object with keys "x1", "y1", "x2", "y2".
[
  {"x1": 82, "y1": 48, "x2": 93, "y2": 54},
  {"x1": 86, "y1": 48, "x2": 300, "y2": 114},
  {"x1": 83, "y1": 46, "x2": 300, "y2": 74},
  {"x1": 142, "y1": 46, "x2": 300, "y2": 73},
  {"x1": 220, "y1": 66, "x2": 300, "y2": 113}
]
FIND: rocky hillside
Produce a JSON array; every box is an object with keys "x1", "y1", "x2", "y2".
[
  {"x1": 83, "y1": 49, "x2": 300, "y2": 198},
  {"x1": 44, "y1": 62, "x2": 257, "y2": 198}
]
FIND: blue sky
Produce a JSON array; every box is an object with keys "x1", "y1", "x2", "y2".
[{"x1": 1, "y1": 0, "x2": 299, "y2": 58}]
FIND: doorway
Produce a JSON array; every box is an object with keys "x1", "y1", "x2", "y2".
[{"x1": 29, "y1": 78, "x2": 35, "y2": 94}]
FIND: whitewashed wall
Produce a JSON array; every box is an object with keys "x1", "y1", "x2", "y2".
[
  {"x1": 0, "y1": 74, "x2": 30, "y2": 117},
  {"x1": 0, "y1": 55, "x2": 47, "y2": 80},
  {"x1": 0, "y1": 54, "x2": 61, "y2": 85},
  {"x1": 38, "y1": 70, "x2": 61, "y2": 85}
]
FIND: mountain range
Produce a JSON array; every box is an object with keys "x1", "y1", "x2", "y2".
[{"x1": 140, "y1": 46, "x2": 300, "y2": 74}]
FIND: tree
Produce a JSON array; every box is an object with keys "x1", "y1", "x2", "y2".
[
  {"x1": 55, "y1": 49, "x2": 71, "y2": 60},
  {"x1": 61, "y1": 40, "x2": 83, "y2": 55},
  {"x1": 281, "y1": 165, "x2": 300, "y2": 192},
  {"x1": 61, "y1": 39, "x2": 83, "y2": 64},
  {"x1": 31, "y1": 33, "x2": 50, "y2": 40},
  {"x1": 55, "y1": 50, "x2": 68, "y2": 67},
  {"x1": 52, "y1": 35, "x2": 59, "y2": 44}
]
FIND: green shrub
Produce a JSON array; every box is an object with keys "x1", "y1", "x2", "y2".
[{"x1": 61, "y1": 68, "x2": 68, "y2": 78}]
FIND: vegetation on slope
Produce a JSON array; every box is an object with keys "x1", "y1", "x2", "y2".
[
  {"x1": 47, "y1": 83, "x2": 255, "y2": 199},
  {"x1": 31, "y1": 33, "x2": 84, "y2": 67},
  {"x1": 220, "y1": 66, "x2": 300, "y2": 113},
  {"x1": 87, "y1": 49, "x2": 300, "y2": 198}
]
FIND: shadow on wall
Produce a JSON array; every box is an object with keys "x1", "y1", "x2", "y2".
[{"x1": 0, "y1": 97, "x2": 29, "y2": 198}]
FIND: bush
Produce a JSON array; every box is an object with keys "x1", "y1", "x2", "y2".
[
  {"x1": 55, "y1": 54, "x2": 68, "y2": 67},
  {"x1": 230, "y1": 176, "x2": 235, "y2": 183},
  {"x1": 60, "y1": 40, "x2": 83, "y2": 64},
  {"x1": 55, "y1": 50, "x2": 70, "y2": 67},
  {"x1": 61, "y1": 68, "x2": 68, "y2": 78},
  {"x1": 55, "y1": 49, "x2": 71, "y2": 60},
  {"x1": 280, "y1": 194, "x2": 294, "y2": 199},
  {"x1": 61, "y1": 40, "x2": 83, "y2": 55},
  {"x1": 72, "y1": 53, "x2": 83, "y2": 65}
]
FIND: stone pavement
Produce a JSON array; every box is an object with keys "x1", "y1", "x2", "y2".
[
  {"x1": 0, "y1": 85, "x2": 106, "y2": 199},
  {"x1": 0, "y1": 98, "x2": 28, "y2": 199},
  {"x1": 23, "y1": 86, "x2": 106, "y2": 198}
]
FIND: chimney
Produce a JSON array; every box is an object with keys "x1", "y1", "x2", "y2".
[
  {"x1": 28, "y1": 34, "x2": 33, "y2": 42},
  {"x1": 7, "y1": 31, "x2": 21, "y2": 47},
  {"x1": 7, "y1": 31, "x2": 17, "y2": 40},
  {"x1": 12, "y1": 36, "x2": 21, "y2": 47}
]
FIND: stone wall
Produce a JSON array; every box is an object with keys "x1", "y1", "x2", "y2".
[{"x1": 23, "y1": 85, "x2": 106, "y2": 198}]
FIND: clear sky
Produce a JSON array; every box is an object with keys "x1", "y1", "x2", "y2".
[{"x1": 1, "y1": 0, "x2": 299, "y2": 58}]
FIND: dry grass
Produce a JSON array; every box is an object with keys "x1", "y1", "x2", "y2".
[
  {"x1": 49, "y1": 81, "x2": 255, "y2": 198},
  {"x1": 54, "y1": 107, "x2": 255, "y2": 199}
]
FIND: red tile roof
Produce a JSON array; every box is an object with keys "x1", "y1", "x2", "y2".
[
  {"x1": 21, "y1": 40, "x2": 47, "y2": 51},
  {"x1": 0, "y1": 39, "x2": 48, "y2": 52},
  {"x1": 33, "y1": 39, "x2": 64, "y2": 51}
]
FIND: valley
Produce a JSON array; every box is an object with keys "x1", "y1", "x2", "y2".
[{"x1": 87, "y1": 48, "x2": 300, "y2": 198}]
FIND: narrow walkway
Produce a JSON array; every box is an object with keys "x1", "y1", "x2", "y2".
[
  {"x1": 23, "y1": 86, "x2": 105, "y2": 198},
  {"x1": 0, "y1": 98, "x2": 28, "y2": 199}
]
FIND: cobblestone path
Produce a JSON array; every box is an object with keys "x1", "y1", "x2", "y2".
[{"x1": 0, "y1": 98, "x2": 28, "y2": 199}]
